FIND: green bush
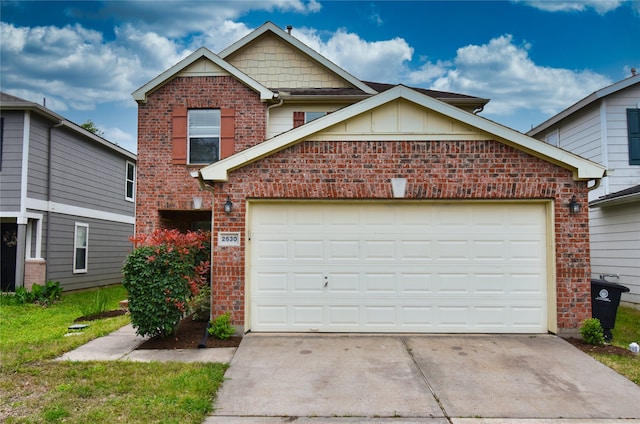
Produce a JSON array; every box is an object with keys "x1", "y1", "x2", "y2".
[
  {"x1": 580, "y1": 317, "x2": 605, "y2": 346},
  {"x1": 10, "y1": 280, "x2": 62, "y2": 305},
  {"x1": 123, "y1": 229, "x2": 210, "y2": 338},
  {"x1": 208, "y1": 312, "x2": 235, "y2": 340}
]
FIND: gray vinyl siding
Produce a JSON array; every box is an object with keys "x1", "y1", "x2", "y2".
[
  {"x1": 604, "y1": 85, "x2": 640, "y2": 194},
  {"x1": 49, "y1": 126, "x2": 135, "y2": 217},
  {"x1": 26, "y1": 114, "x2": 51, "y2": 201},
  {"x1": 46, "y1": 213, "x2": 133, "y2": 291},
  {"x1": 589, "y1": 203, "x2": 640, "y2": 306},
  {"x1": 0, "y1": 111, "x2": 25, "y2": 211},
  {"x1": 555, "y1": 103, "x2": 603, "y2": 163}
]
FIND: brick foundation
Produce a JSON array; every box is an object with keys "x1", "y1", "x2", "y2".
[{"x1": 23, "y1": 258, "x2": 46, "y2": 290}]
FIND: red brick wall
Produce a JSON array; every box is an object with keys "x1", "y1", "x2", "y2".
[
  {"x1": 211, "y1": 139, "x2": 591, "y2": 333},
  {"x1": 135, "y1": 76, "x2": 266, "y2": 233}
]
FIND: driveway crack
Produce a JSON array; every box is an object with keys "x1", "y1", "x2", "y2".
[{"x1": 401, "y1": 336, "x2": 452, "y2": 424}]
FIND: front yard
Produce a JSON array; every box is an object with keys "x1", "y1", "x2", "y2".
[
  {"x1": 0, "y1": 285, "x2": 227, "y2": 423},
  {"x1": 1, "y1": 285, "x2": 638, "y2": 423}
]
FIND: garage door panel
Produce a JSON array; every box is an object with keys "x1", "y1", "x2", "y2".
[{"x1": 250, "y1": 202, "x2": 549, "y2": 333}]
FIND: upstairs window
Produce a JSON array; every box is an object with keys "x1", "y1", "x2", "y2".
[
  {"x1": 188, "y1": 109, "x2": 220, "y2": 164},
  {"x1": 628, "y1": 108, "x2": 640, "y2": 165},
  {"x1": 545, "y1": 129, "x2": 559, "y2": 147},
  {"x1": 125, "y1": 161, "x2": 135, "y2": 201},
  {"x1": 293, "y1": 111, "x2": 328, "y2": 128}
]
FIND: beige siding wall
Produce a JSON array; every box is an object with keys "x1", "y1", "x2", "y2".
[
  {"x1": 268, "y1": 104, "x2": 344, "y2": 139},
  {"x1": 589, "y1": 203, "x2": 640, "y2": 305},
  {"x1": 226, "y1": 33, "x2": 352, "y2": 89}
]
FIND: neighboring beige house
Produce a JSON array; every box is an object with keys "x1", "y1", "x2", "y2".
[{"x1": 528, "y1": 73, "x2": 640, "y2": 307}]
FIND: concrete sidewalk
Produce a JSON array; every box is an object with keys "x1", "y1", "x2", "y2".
[
  {"x1": 57, "y1": 324, "x2": 236, "y2": 363},
  {"x1": 206, "y1": 334, "x2": 640, "y2": 423}
]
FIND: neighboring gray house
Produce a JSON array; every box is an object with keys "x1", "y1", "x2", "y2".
[
  {"x1": 527, "y1": 73, "x2": 640, "y2": 307},
  {"x1": 1, "y1": 92, "x2": 136, "y2": 292}
]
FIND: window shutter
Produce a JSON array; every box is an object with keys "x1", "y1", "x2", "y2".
[
  {"x1": 172, "y1": 105, "x2": 187, "y2": 165},
  {"x1": 293, "y1": 111, "x2": 305, "y2": 128},
  {"x1": 628, "y1": 109, "x2": 640, "y2": 165},
  {"x1": 220, "y1": 108, "x2": 235, "y2": 159}
]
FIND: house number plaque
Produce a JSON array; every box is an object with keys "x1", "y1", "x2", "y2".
[{"x1": 218, "y1": 232, "x2": 241, "y2": 247}]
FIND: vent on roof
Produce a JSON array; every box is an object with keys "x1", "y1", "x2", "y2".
[{"x1": 287, "y1": 25, "x2": 292, "y2": 35}]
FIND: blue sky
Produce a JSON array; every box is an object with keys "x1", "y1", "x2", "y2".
[{"x1": 1, "y1": 0, "x2": 638, "y2": 154}]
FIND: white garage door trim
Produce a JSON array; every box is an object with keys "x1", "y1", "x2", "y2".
[{"x1": 246, "y1": 200, "x2": 556, "y2": 334}]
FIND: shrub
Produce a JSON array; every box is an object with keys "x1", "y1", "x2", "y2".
[
  {"x1": 123, "y1": 229, "x2": 210, "y2": 338},
  {"x1": 11, "y1": 280, "x2": 62, "y2": 305},
  {"x1": 208, "y1": 312, "x2": 235, "y2": 340},
  {"x1": 580, "y1": 318, "x2": 605, "y2": 346}
]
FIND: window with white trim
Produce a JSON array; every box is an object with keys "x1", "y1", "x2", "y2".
[
  {"x1": 125, "y1": 161, "x2": 136, "y2": 201},
  {"x1": 73, "y1": 223, "x2": 89, "y2": 273},
  {"x1": 188, "y1": 109, "x2": 220, "y2": 164},
  {"x1": 25, "y1": 218, "x2": 42, "y2": 259}
]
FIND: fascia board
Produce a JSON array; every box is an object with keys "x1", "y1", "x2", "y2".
[
  {"x1": 528, "y1": 75, "x2": 640, "y2": 136},
  {"x1": 590, "y1": 192, "x2": 640, "y2": 208},
  {"x1": 200, "y1": 85, "x2": 605, "y2": 182},
  {"x1": 2, "y1": 100, "x2": 136, "y2": 160},
  {"x1": 219, "y1": 22, "x2": 377, "y2": 96},
  {"x1": 132, "y1": 47, "x2": 275, "y2": 102}
]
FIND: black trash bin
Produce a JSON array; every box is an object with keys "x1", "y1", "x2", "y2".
[{"x1": 591, "y1": 278, "x2": 630, "y2": 341}]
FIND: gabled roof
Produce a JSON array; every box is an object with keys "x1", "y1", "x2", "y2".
[
  {"x1": 1, "y1": 92, "x2": 136, "y2": 160},
  {"x1": 528, "y1": 74, "x2": 640, "y2": 136},
  {"x1": 200, "y1": 85, "x2": 605, "y2": 182},
  {"x1": 131, "y1": 47, "x2": 276, "y2": 103},
  {"x1": 219, "y1": 21, "x2": 377, "y2": 95}
]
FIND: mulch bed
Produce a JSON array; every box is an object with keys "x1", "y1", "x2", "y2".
[
  {"x1": 136, "y1": 316, "x2": 242, "y2": 350},
  {"x1": 74, "y1": 310, "x2": 127, "y2": 322},
  {"x1": 563, "y1": 337, "x2": 636, "y2": 357}
]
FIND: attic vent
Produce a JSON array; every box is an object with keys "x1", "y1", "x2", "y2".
[{"x1": 287, "y1": 25, "x2": 293, "y2": 35}]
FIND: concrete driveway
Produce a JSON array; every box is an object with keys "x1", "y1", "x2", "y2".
[{"x1": 205, "y1": 334, "x2": 640, "y2": 423}]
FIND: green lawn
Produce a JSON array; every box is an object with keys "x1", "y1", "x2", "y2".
[
  {"x1": 0, "y1": 285, "x2": 227, "y2": 423},
  {"x1": 592, "y1": 306, "x2": 640, "y2": 385}
]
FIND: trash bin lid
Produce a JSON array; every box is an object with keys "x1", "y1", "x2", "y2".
[{"x1": 591, "y1": 279, "x2": 631, "y2": 292}]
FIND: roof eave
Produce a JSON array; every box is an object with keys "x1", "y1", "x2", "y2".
[
  {"x1": 590, "y1": 192, "x2": 640, "y2": 208},
  {"x1": 132, "y1": 47, "x2": 276, "y2": 103},
  {"x1": 200, "y1": 85, "x2": 605, "y2": 182},
  {"x1": 528, "y1": 74, "x2": 640, "y2": 136}
]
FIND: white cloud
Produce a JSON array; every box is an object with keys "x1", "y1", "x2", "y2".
[
  {"x1": 428, "y1": 35, "x2": 611, "y2": 119},
  {"x1": 515, "y1": 0, "x2": 625, "y2": 14},
  {"x1": 294, "y1": 28, "x2": 414, "y2": 83}
]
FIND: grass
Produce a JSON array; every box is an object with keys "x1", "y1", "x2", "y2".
[
  {"x1": 0, "y1": 285, "x2": 227, "y2": 423},
  {"x1": 590, "y1": 306, "x2": 640, "y2": 385}
]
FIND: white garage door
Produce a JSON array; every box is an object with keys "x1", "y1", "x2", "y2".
[{"x1": 248, "y1": 202, "x2": 549, "y2": 333}]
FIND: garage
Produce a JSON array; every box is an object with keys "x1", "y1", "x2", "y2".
[{"x1": 248, "y1": 201, "x2": 550, "y2": 333}]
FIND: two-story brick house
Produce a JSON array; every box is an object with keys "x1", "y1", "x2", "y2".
[{"x1": 133, "y1": 22, "x2": 605, "y2": 335}]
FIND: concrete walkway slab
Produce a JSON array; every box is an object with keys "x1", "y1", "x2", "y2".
[
  {"x1": 212, "y1": 334, "x2": 442, "y2": 419},
  {"x1": 124, "y1": 347, "x2": 236, "y2": 363},
  {"x1": 57, "y1": 324, "x2": 236, "y2": 363},
  {"x1": 405, "y1": 335, "x2": 640, "y2": 419},
  {"x1": 58, "y1": 324, "x2": 147, "y2": 361}
]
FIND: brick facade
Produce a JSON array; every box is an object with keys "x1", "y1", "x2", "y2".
[
  {"x1": 211, "y1": 140, "x2": 591, "y2": 333},
  {"x1": 136, "y1": 75, "x2": 592, "y2": 334},
  {"x1": 136, "y1": 76, "x2": 266, "y2": 233}
]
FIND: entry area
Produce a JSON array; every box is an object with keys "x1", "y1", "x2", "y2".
[{"x1": 248, "y1": 201, "x2": 551, "y2": 333}]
